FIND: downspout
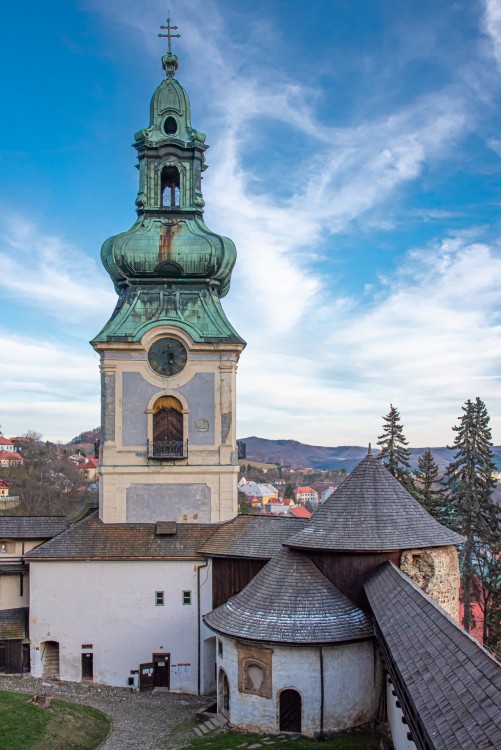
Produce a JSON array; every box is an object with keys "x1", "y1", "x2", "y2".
[
  {"x1": 319, "y1": 645, "x2": 325, "y2": 740},
  {"x1": 197, "y1": 559, "x2": 209, "y2": 695}
]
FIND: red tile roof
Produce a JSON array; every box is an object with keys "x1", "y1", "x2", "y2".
[
  {"x1": 0, "y1": 451, "x2": 23, "y2": 461},
  {"x1": 295, "y1": 486, "x2": 316, "y2": 494},
  {"x1": 289, "y1": 506, "x2": 312, "y2": 519},
  {"x1": 0, "y1": 437, "x2": 13, "y2": 446},
  {"x1": 0, "y1": 480, "x2": 11, "y2": 489}
]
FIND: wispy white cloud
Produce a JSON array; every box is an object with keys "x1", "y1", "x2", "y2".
[
  {"x1": 0, "y1": 331, "x2": 99, "y2": 441},
  {"x1": 484, "y1": 0, "x2": 501, "y2": 70},
  {"x1": 0, "y1": 214, "x2": 115, "y2": 324}
]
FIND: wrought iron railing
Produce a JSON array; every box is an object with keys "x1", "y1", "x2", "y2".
[
  {"x1": 147, "y1": 439, "x2": 188, "y2": 459},
  {"x1": 237, "y1": 440, "x2": 247, "y2": 459}
]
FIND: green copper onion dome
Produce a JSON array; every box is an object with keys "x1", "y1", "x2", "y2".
[
  {"x1": 100, "y1": 51, "x2": 236, "y2": 297},
  {"x1": 94, "y1": 27, "x2": 243, "y2": 345}
]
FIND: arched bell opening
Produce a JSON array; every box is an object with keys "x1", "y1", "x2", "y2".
[
  {"x1": 148, "y1": 395, "x2": 187, "y2": 459},
  {"x1": 161, "y1": 165, "x2": 181, "y2": 208}
]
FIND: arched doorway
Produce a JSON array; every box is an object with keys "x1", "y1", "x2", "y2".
[
  {"x1": 218, "y1": 668, "x2": 230, "y2": 717},
  {"x1": 279, "y1": 689, "x2": 302, "y2": 733},
  {"x1": 151, "y1": 396, "x2": 185, "y2": 458},
  {"x1": 41, "y1": 641, "x2": 60, "y2": 678}
]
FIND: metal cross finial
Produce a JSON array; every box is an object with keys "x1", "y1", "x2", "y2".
[{"x1": 158, "y1": 16, "x2": 181, "y2": 54}]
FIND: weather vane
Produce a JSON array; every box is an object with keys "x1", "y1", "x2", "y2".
[{"x1": 158, "y1": 16, "x2": 181, "y2": 54}]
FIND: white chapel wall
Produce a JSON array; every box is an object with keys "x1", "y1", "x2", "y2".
[{"x1": 216, "y1": 635, "x2": 378, "y2": 736}]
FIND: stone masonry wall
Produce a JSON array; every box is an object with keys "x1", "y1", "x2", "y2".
[{"x1": 399, "y1": 545, "x2": 460, "y2": 620}]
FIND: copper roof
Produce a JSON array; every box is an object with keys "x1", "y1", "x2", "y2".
[
  {"x1": 25, "y1": 512, "x2": 216, "y2": 560},
  {"x1": 287, "y1": 453, "x2": 464, "y2": 551},
  {"x1": 0, "y1": 516, "x2": 67, "y2": 539},
  {"x1": 198, "y1": 514, "x2": 306, "y2": 559},
  {"x1": 365, "y1": 563, "x2": 501, "y2": 750},
  {"x1": 204, "y1": 547, "x2": 373, "y2": 644}
]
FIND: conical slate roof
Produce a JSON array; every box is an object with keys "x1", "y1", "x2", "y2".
[
  {"x1": 203, "y1": 547, "x2": 372, "y2": 644},
  {"x1": 287, "y1": 453, "x2": 465, "y2": 552}
]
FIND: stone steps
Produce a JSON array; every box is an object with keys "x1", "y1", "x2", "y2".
[{"x1": 194, "y1": 713, "x2": 229, "y2": 736}]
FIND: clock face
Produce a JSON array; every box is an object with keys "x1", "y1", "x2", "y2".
[{"x1": 148, "y1": 337, "x2": 187, "y2": 377}]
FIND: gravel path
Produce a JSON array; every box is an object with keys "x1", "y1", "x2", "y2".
[{"x1": 0, "y1": 674, "x2": 207, "y2": 750}]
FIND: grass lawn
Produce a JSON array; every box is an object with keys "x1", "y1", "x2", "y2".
[
  {"x1": 165, "y1": 721, "x2": 381, "y2": 750},
  {"x1": 0, "y1": 690, "x2": 111, "y2": 750}
]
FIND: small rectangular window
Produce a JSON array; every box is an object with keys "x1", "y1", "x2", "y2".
[
  {"x1": 182, "y1": 590, "x2": 192, "y2": 605},
  {"x1": 218, "y1": 639, "x2": 223, "y2": 658},
  {"x1": 155, "y1": 591, "x2": 165, "y2": 606}
]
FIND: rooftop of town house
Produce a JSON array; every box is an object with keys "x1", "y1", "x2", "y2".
[
  {"x1": 25, "y1": 511, "x2": 217, "y2": 560},
  {"x1": 0, "y1": 516, "x2": 68, "y2": 539},
  {"x1": 0, "y1": 607, "x2": 28, "y2": 640}
]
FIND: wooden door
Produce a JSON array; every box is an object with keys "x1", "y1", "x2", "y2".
[
  {"x1": 139, "y1": 662, "x2": 155, "y2": 691},
  {"x1": 279, "y1": 689, "x2": 302, "y2": 733},
  {"x1": 153, "y1": 653, "x2": 170, "y2": 688},
  {"x1": 81, "y1": 652, "x2": 93, "y2": 681},
  {"x1": 153, "y1": 408, "x2": 183, "y2": 442}
]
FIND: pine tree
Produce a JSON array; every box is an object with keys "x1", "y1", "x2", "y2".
[
  {"x1": 413, "y1": 449, "x2": 449, "y2": 522},
  {"x1": 283, "y1": 483, "x2": 296, "y2": 501},
  {"x1": 377, "y1": 404, "x2": 413, "y2": 488},
  {"x1": 445, "y1": 397, "x2": 500, "y2": 634}
]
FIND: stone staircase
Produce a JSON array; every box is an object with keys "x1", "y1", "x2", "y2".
[{"x1": 193, "y1": 713, "x2": 229, "y2": 736}]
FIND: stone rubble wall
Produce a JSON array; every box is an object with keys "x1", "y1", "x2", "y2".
[{"x1": 399, "y1": 545, "x2": 460, "y2": 620}]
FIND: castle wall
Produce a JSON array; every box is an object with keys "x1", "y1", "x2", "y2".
[
  {"x1": 386, "y1": 680, "x2": 416, "y2": 750},
  {"x1": 29, "y1": 559, "x2": 214, "y2": 691},
  {"x1": 399, "y1": 545, "x2": 460, "y2": 620},
  {"x1": 216, "y1": 635, "x2": 378, "y2": 736}
]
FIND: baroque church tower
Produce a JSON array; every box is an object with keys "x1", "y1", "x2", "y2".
[{"x1": 92, "y1": 29, "x2": 245, "y2": 524}]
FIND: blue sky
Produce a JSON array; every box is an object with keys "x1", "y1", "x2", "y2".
[{"x1": 1, "y1": 0, "x2": 501, "y2": 446}]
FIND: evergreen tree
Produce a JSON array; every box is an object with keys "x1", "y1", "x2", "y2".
[
  {"x1": 283, "y1": 483, "x2": 296, "y2": 501},
  {"x1": 445, "y1": 397, "x2": 500, "y2": 634},
  {"x1": 473, "y1": 541, "x2": 501, "y2": 658},
  {"x1": 413, "y1": 449, "x2": 449, "y2": 522},
  {"x1": 377, "y1": 404, "x2": 413, "y2": 488}
]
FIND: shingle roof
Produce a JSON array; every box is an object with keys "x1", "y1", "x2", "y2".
[
  {"x1": 25, "y1": 512, "x2": 216, "y2": 560},
  {"x1": 0, "y1": 516, "x2": 67, "y2": 539},
  {"x1": 287, "y1": 453, "x2": 464, "y2": 551},
  {"x1": 204, "y1": 547, "x2": 372, "y2": 644},
  {"x1": 0, "y1": 607, "x2": 28, "y2": 639},
  {"x1": 365, "y1": 562, "x2": 501, "y2": 750},
  {"x1": 198, "y1": 515, "x2": 306, "y2": 559}
]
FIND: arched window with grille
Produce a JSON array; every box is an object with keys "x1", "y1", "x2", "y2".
[{"x1": 149, "y1": 395, "x2": 186, "y2": 458}]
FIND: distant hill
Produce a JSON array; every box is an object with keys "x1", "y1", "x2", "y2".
[{"x1": 238, "y1": 436, "x2": 501, "y2": 473}]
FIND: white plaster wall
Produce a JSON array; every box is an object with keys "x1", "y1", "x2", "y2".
[
  {"x1": 30, "y1": 558, "x2": 213, "y2": 692},
  {"x1": 386, "y1": 681, "x2": 416, "y2": 750},
  {"x1": 216, "y1": 636, "x2": 377, "y2": 736},
  {"x1": 0, "y1": 573, "x2": 28, "y2": 609}
]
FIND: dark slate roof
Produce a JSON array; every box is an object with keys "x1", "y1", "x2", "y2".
[
  {"x1": 0, "y1": 561, "x2": 26, "y2": 575},
  {"x1": 0, "y1": 516, "x2": 67, "y2": 539},
  {"x1": 25, "y1": 512, "x2": 216, "y2": 560},
  {"x1": 365, "y1": 562, "x2": 501, "y2": 750},
  {"x1": 0, "y1": 607, "x2": 28, "y2": 639},
  {"x1": 198, "y1": 515, "x2": 306, "y2": 559},
  {"x1": 204, "y1": 547, "x2": 373, "y2": 644},
  {"x1": 287, "y1": 453, "x2": 464, "y2": 551}
]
